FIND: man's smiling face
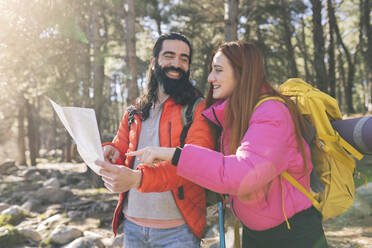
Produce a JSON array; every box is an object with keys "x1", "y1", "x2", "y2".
[
  {"x1": 157, "y1": 39, "x2": 190, "y2": 78},
  {"x1": 153, "y1": 39, "x2": 191, "y2": 96}
]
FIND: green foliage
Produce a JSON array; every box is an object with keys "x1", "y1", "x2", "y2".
[
  {"x1": 0, "y1": 225, "x2": 24, "y2": 246},
  {"x1": 39, "y1": 213, "x2": 47, "y2": 222},
  {"x1": 354, "y1": 155, "x2": 372, "y2": 188},
  {"x1": 0, "y1": 215, "x2": 11, "y2": 227},
  {"x1": 355, "y1": 167, "x2": 372, "y2": 188},
  {"x1": 1, "y1": 184, "x2": 17, "y2": 196},
  {"x1": 40, "y1": 236, "x2": 52, "y2": 247},
  {"x1": 90, "y1": 187, "x2": 110, "y2": 195},
  {"x1": 55, "y1": 18, "x2": 89, "y2": 44},
  {"x1": 0, "y1": 211, "x2": 26, "y2": 226}
]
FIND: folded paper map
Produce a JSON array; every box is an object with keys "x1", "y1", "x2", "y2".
[{"x1": 49, "y1": 99, "x2": 103, "y2": 175}]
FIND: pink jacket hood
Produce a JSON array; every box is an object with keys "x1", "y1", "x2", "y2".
[{"x1": 177, "y1": 99, "x2": 313, "y2": 230}]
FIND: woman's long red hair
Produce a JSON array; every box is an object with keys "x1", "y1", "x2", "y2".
[{"x1": 206, "y1": 41, "x2": 309, "y2": 174}]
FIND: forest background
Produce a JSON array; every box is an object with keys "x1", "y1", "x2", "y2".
[{"x1": 0, "y1": 0, "x2": 371, "y2": 176}]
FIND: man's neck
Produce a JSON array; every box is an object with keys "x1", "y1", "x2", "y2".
[{"x1": 157, "y1": 84, "x2": 169, "y2": 105}]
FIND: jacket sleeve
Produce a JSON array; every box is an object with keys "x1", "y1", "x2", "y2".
[
  {"x1": 137, "y1": 100, "x2": 215, "y2": 193},
  {"x1": 105, "y1": 111, "x2": 130, "y2": 165},
  {"x1": 177, "y1": 101, "x2": 295, "y2": 196}
]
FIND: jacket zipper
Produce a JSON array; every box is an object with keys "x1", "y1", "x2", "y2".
[
  {"x1": 129, "y1": 117, "x2": 140, "y2": 169},
  {"x1": 210, "y1": 108, "x2": 226, "y2": 154},
  {"x1": 168, "y1": 121, "x2": 172, "y2": 147},
  {"x1": 202, "y1": 109, "x2": 223, "y2": 152},
  {"x1": 203, "y1": 109, "x2": 227, "y2": 208}
]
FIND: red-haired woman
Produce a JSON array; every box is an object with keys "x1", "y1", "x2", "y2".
[{"x1": 128, "y1": 41, "x2": 328, "y2": 248}]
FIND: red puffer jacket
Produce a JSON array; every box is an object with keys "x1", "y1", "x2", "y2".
[{"x1": 104, "y1": 98, "x2": 215, "y2": 239}]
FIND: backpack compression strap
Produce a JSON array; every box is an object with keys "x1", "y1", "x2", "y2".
[{"x1": 316, "y1": 134, "x2": 363, "y2": 161}]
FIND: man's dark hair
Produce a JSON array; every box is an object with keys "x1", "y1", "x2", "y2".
[
  {"x1": 152, "y1": 33, "x2": 193, "y2": 64},
  {"x1": 135, "y1": 33, "x2": 201, "y2": 120}
]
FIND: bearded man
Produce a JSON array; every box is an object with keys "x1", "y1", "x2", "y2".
[{"x1": 96, "y1": 33, "x2": 214, "y2": 248}]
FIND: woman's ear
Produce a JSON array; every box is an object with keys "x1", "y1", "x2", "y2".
[{"x1": 150, "y1": 57, "x2": 155, "y2": 70}]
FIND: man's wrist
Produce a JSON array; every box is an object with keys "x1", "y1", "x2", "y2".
[{"x1": 133, "y1": 169, "x2": 142, "y2": 188}]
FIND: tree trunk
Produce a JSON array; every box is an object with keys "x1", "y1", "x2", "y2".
[
  {"x1": 361, "y1": 0, "x2": 372, "y2": 111},
  {"x1": 125, "y1": 0, "x2": 139, "y2": 106},
  {"x1": 82, "y1": 42, "x2": 92, "y2": 108},
  {"x1": 327, "y1": 0, "x2": 336, "y2": 97},
  {"x1": 345, "y1": 56, "x2": 356, "y2": 113},
  {"x1": 65, "y1": 134, "x2": 72, "y2": 162},
  {"x1": 337, "y1": 52, "x2": 346, "y2": 113},
  {"x1": 254, "y1": 23, "x2": 270, "y2": 76},
  {"x1": 200, "y1": 52, "x2": 212, "y2": 95},
  {"x1": 79, "y1": 2, "x2": 92, "y2": 109},
  {"x1": 302, "y1": 19, "x2": 312, "y2": 83},
  {"x1": 224, "y1": 0, "x2": 239, "y2": 42},
  {"x1": 369, "y1": 81, "x2": 372, "y2": 113},
  {"x1": 366, "y1": 0, "x2": 372, "y2": 112},
  {"x1": 297, "y1": 18, "x2": 313, "y2": 83},
  {"x1": 279, "y1": 0, "x2": 298, "y2": 78},
  {"x1": 310, "y1": 0, "x2": 329, "y2": 92},
  {"x1": 85, "y1": 4, "x2": 105, "y2": 188},
  {"x1": 35, "y1": 96, "x2": 41, "y2": 157},
  {"x1": 17, "y1": 99, "x2": 27, "y2": 166},
  {"x1": 26, "y1": 100, "x2": 37, "y2": 166},
  {"x1": 92, "y1": 4, "x2": 105, "y2": 132},
  {"x1": 53, "y1": 110, "x2": 58, "y2": 151},
  {"x1": 328, "y1": 0, "x2": 356, "y2": 113},
  {"x1": 150, "y1": 0, "x2": 162, "y2": 35}
]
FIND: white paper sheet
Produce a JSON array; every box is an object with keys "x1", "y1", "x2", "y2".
[{"x1": 49, "y1": 99, "x2": 103, "y2": 175}]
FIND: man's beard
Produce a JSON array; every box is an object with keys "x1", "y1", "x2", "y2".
[{"x1": 153, "y1": 62, "x2": 191, "y2": 98}]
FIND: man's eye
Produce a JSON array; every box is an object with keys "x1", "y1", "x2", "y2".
[
  {"x1": 215, "y1": 69, "x2": 222, "y2": 72},
  {"x1": 181, "y1": 58, "x2": 188, "y2": 63}
]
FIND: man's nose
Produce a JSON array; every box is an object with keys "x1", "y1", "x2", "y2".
[{"x1": 170, "y1": 58, "x2": 181, "y2": 68}]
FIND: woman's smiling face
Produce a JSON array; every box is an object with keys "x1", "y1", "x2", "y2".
[{"x1": 207, "y1": 51, "x2": 238, "y2": 100}]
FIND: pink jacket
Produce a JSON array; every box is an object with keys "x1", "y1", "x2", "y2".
[{"x1": 177, "y1": 99, "x2": 313, "y2": 231}]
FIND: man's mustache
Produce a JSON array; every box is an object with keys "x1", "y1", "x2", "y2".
[{"x1": 163, "y1": 66, "x2": 187, "y2": 76}]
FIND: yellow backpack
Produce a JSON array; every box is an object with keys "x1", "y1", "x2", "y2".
[{"x1": 256, "y1": 78, "x2": 364, "y2": 220}]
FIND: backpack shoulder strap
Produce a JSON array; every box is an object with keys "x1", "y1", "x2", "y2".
[
  {"x1": 179, "y1": 96, "x2": 203, "y2": 147},
  {"x1": 255, "y1": 96, "x2": 317, "y2": 146},
  {"x1": 254, "y1": 96, "x2": 322, "y2": 209},
  {"x1": 177, "y1": 96, "x2": 203, "y2": 201},
  {"x1": 181, "y1": 96, "x2": 203, "y2": 127},
  {"x1": 253, "y1": 96, "x2": 285, "y2": 112}
]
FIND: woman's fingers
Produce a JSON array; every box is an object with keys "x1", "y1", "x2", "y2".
[
  {"x1": 137, "y1": 150, "x2": 153, "y2": 164},
  {"x1": 126, "y1": 149, "x2": 143, "y2": 157},
  {"x1": 125, "y1": 147, "x2": 171, "y2": 165},
  {"x1": 126, "y1": 148, "x2": 154, "y2": 164}
]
